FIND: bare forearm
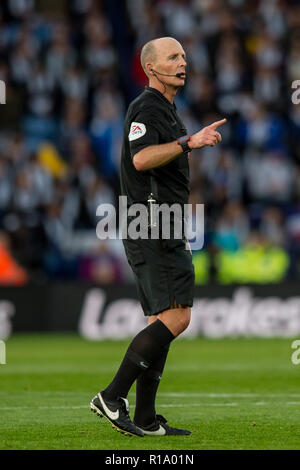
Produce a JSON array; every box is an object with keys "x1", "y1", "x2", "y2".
[
  {"x1": 133, "y1": 118, "x2": 227, "y2": 172},
  {"x1": 133, "y1": 141, "x2": 182, "y2": 171}
]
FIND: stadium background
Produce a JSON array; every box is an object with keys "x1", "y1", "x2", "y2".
[
  {"x1": 1, "y1": 0, "x2": 300, "y2": 452},
  {"x1": 0, "y1": 0, "x2": 299, "y2": 337}
]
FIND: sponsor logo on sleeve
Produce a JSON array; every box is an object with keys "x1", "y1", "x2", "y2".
[{"x1": 129, "y1": 122, "x2": 146, "y2": 141}]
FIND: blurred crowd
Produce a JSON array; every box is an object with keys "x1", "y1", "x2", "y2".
[{"x1": 0, "y1": 0, "x2": 300, "y2": 284}]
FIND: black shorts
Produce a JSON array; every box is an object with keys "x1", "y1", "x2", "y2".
[{"x1": 123, "y1": 237, "x2": 195, "y2": 316}]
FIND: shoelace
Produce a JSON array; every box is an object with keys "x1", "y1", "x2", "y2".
[
  {"x1": 120, "y1": 397, "x2": 130, "y2": 413},
  {"x1": 156, "y1": 414, "x2": 168, "y2": 425},
  {"x1": 118, "y1": 398, "x2": 132, "y2": 423}
]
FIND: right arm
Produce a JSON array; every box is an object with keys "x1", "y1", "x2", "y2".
[
  {"x1": 133, "y1": 141, "x2": 183, "y2": 172},
  {"x1": 133, "y1": 119, "x2": 227, "y2": 172}
]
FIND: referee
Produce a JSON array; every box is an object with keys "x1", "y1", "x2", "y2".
[{"x1": 90, "y1": 37, "x2": 226, "y2": 437}]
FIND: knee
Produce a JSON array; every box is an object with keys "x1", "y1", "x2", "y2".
[
  {"x1": 177, "y1": 307, "x2": 191, "y2": 334},
  {"x1": 157, "y1": 306, "x2": 191, "y2": 337}
]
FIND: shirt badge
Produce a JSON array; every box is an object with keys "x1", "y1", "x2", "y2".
[{"x1": 129, "y1": 122, "x2": 146, "y2": 141}]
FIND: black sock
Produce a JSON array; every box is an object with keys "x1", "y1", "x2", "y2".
[
  {"x1": 102, "y1": 320, "x2": 175, "y2": 401},
  {"x1": 134, "y1": 343, "x2": 170, "y2": 426}
]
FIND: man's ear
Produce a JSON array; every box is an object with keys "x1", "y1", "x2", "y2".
[{"x1": 146, "y1": 63, "x2": 154, "y2": 75}]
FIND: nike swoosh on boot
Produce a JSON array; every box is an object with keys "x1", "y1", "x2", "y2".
[{"x1": 98, "y1": 393, "x2": 119, "y2": 420}]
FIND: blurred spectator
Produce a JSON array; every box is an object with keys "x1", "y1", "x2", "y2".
[
  {"x1": 244, "y1": 150, "x2": 293, "y2": 203},
  {"x1": 236, "y1": 103, "x2": 287, "y2": 152},
  {"x1": 0, "y1": 158, "x2": 12, "y2": 213},
  {"x1": 90, "y1": 88, "x2": 124, "y2": 182},
  {"x1": 85, "y1": 175, "x2": 115, "y2": 225},
  {"x1": 158, "y1": 0, "x2": 198, "y2": 39},
  {"x1": 78, "y1": 241, "x2": 123, "y2": 284},
  {"x1": 208, "y1": 149, "x2": 243, "y2": 204},
  {"x1": 59, "y1": 98, "x2": 87, "y2": 156},
  {"x1": 260, "y1": 206, "x2": 286, "y2": 247},
  {"x1": 83, "y1": 13, "x2": 115, "y2": 72},
  {"x1": 13, "y1": 168, "x2": 40, "y2": 213},
  {"x1": 0, "y1": 231, "x2": 28, "y2": 286},
  {"x1": 212, "y1": 200, "x2": 250, "y2": 251},
  {"x1": 42, "y1": 201, "x2": 79, "y2": 279},
  {"x1": 46, "y1": 23, "x2": 76, "y2": 85},
  {"x1": 6, "y1": 0, "x2": 35, "y2": 20}
]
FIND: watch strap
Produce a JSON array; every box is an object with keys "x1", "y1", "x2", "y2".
[{"x1": 179, "y1": 140, "x2": 191, "y2": 153}]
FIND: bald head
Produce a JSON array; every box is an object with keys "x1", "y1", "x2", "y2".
[
  {"x1": 140, "y1": 40, "x2": 157, "y2": 75},
  {"x1": 140, "y1": 37, "x2": 183, "y2": 76}
]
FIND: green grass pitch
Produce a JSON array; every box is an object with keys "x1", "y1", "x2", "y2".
[{"x1": 0, "y1": 333, "x2": 299, "y2": 450}]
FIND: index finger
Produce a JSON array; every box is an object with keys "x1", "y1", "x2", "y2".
[{"x1": 209, "y1": 118, "x2": 227, "y2": 130}]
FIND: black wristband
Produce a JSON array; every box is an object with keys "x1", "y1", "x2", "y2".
[
  {"x1": 180, "y1": 140, "x2": 191, "y2": 153},
  {"x1": 177, "y1": 135, "x2": 191, "y2": 153}
]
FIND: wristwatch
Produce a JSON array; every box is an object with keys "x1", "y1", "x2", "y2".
[{"x1": 177, "y1": 135, "x2": 191, "y2": 153}]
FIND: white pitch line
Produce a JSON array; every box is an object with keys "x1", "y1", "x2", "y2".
[
  {"x1": 0, "y1": 405, "x2": 88, "y2": 410},
  {"x1": 159, "y1": 403, "x2": 238, "y2": 407},
  {"x1": 0, "y1": 402, "x2": 299, "y2": 412},
  {"x1": 1, "y1": 391, "x2": 299, "y2": 398},
  {"x1": 130, "y1": 392, "x2": 300, "y2": 398}
]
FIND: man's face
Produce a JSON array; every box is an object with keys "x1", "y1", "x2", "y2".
[{"x1": 153, "y1": 39, "x2": 187, "y2": 85}]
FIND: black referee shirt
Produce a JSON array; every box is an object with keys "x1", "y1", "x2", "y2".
[{"x1": 120, "y1": 86, "x2": 190, "y2": 207}]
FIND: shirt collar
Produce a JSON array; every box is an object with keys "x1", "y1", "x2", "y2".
[{"x1": 145, "y1": 86, "x2": 176, "y2": 109}]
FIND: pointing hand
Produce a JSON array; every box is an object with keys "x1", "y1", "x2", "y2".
[{"x1": 189, "y1": 118, "x2": 227, "y2": 149}]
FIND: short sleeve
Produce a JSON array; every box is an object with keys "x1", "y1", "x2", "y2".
[{"x1": 129, "y1": 109, "x2": 161, "y2": 158}]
